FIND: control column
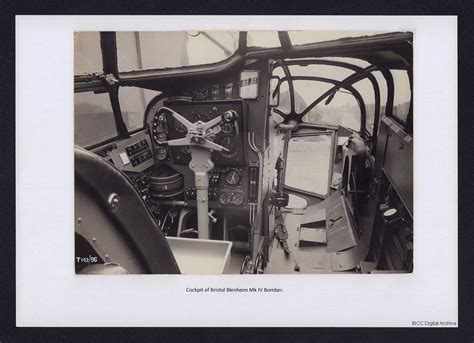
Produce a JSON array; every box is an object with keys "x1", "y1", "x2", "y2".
[{"x1": 158, "y1": 107, "x2": 236, "y2": 239}]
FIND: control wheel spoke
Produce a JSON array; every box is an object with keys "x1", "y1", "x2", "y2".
[
  {"x1": 202, "y1": 139, "x2": 229, "y2": 152},
  {"x1": 202, "y1": 115, "x2": 224, "y2": 130},
  {"x1": 166, "y1": 137, "x2": 191, "y2": 146},
  {"x1": 161, "y1": 107, "x2": 195, "y2": 130}
]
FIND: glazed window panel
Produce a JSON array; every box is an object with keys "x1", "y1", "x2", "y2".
[
  {"x1": 285, "y1": 134, "x2": 332, "y2": 196},
  {"x1": 390, "y1": 70, "x2": 412, "y2": 126},
  {"x1": 74, "y1": 92, "x2": 117, "y2": 147},
  {"x1": 119, "y1": 87, "x2": 161, "y2": 132},
  {"x1": 74, "y1": 32, "x2": 103, "y2": 74},
  {"x1": 116, "y1": 31, "x2": 239, "y2": 71}
]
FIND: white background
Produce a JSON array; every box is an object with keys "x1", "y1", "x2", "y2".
[{"x1": 16, "y1": 16, "x2": 457, "y2": 327}]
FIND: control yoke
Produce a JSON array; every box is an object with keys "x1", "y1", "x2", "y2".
[{"x1": 158, "y1": 107, "x2": 237, "y2": 239}]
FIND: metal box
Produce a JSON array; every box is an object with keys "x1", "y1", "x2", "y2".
[{"x1": 166, "y1": 237, "x2": 232, "y2": 274}]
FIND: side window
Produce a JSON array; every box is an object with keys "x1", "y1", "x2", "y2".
[
  {"x1": 119, "y1": 87, "x2": 160, "y2": 132},
  {"x1": 272, "y1": 63, "x2": 363, "y2": 132},
  {"x1": 370, "y1": 71, "x2": 388, "y2": 135},
  {"x1": 352, "y1": 78, "x2": 375, "y2": 135},
  {"x1": 285, "y1": 134, "x2": 333, "y2": 196},
  {"x1": 74, "y1": 32, "x2": 118, "y2": 147},
  {"x1": 303, "y1": 85, "x2": 361, "y2": 131},
  {"x1": 74, "y1": 32, "x2": 103, "y2": 74},
  {"x1": 74, "y1": 92, "x2": 117, "y2": 147},
  {"x1": 391, "y1": 69, "x2": 411, "y2": 126}
]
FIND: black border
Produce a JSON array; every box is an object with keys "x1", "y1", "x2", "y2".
[{"x1": 2, "y1": 2, "x2": 473, "y2": 342}]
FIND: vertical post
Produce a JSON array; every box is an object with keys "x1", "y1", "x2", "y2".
[{"x1": 189, "y1": 146, "x2": 214, "y2": 239}]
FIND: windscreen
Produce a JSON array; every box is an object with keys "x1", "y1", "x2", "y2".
[{"x1": 116, "y1": 31, "x2": 239, "y2": 71}]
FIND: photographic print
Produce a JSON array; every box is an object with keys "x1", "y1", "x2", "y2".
[{"x1": 74, "y1": 30, "x2": 413, "y2": 275}]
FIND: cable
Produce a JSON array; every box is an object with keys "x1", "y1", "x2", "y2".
[{"x1": 159, "y1": 209, "x2": 172, "y2": 232}]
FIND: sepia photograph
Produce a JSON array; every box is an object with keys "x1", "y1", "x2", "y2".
[
  {"x1": 74, "y1": 30, "x2": 413, "y2": 275},
  {"x1": 14, "y1": 13, "x2": 462, "y2": 330}
]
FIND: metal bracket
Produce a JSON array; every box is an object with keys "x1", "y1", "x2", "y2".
[{"x1": 103, "y1": 73, "x2": 119, "y2": 86}]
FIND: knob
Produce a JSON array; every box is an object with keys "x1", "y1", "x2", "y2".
[
  {"x1": 185, "y1": 188, "x2": 196, "y2": 199},
  {"x1": 222, "y1": 110, "x2": 237, "y2": 123},
  {"x1": 208, "y1": 210, "x2": 217, "y2": 224},
  {"x1": 383, "y1": 208, "x2": 398, "y2": 220}
]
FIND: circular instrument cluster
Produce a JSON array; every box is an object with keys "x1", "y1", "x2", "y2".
[{"x1": 219, "y1": 189, "x2": 245, "y2": 206}]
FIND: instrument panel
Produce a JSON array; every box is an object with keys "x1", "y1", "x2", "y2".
[
  {"x1": 180, "y1": 82, "x2": 237, "y2": 101},
  {"x1": 94, "y1": 131, "x2": 154, "y2": 173},
  {"x1": 148, "y1": 99, "x2": 253, "y2": 209},
  {"x1": 184, "y1": 167, "x2": 249, "y2": 208},
  {"x1": 150, "y1": 100, "x2": 246, "y2": 166}
]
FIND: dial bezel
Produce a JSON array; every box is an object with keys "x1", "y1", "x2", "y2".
[
  {"x1": 225, "y1": 169, "x2": 242, "y2": 185},
  {"x1": 156, "y1": 147, "x2": 168, "y2": 161},
  {"x1": 216, "y1": 134, "x2": 239, "y2": 158},
  {"x1": 219, "y1": 191, "x2": 233, "y2": 205},
  {"x1": 231, "y1": 192, "x2": 245, "y2": 205}
]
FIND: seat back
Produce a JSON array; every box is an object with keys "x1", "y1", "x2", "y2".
[{"x1": 75, "y1": 146, "x2": 180, "y2": 274}]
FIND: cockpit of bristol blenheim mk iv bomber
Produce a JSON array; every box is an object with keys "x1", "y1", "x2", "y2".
[{"x1": 74, "y1": 31, "x2": 413, "y2": 275}]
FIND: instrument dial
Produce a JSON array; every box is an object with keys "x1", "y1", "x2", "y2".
[
  {"x1": 195, "y1": 111, "x2": 208, "y2": 122},
  {"x1": 157, "y1": 113, "x2": 167, "y2": 125},
  {"x1": 219, "y1": 191, "x2": 232, "y2": 205},
  {"x1": 155, "y1": 132, "x2": 167, "y2": 143},
  {"x1": 221, "y1": 122, "x2": 234, "y2": 134},
  {"x1": 216, "y1": 134, "x2": 238, "y2": 158},
  {"x1": 232, "y1": 192, "x2": 244, "y2": 205},
  {"x1": 180, "y1": 146, "x2": 191, "y2": 155},
  {"x1": 156, "y1": 148, "x2": 168, "y2": 161},
  {"x1": 225, "y1": 169, "x2": 241, "y2": 185},
  {"x1": 182, "y1": 88, "x2": 193, "y2": 98},
  {"x1": 193, "y1": 87, "x2": 209, "y2": 100},
  {"x1": 152, "y1": 112, "x2": 168, "y2": 144}
]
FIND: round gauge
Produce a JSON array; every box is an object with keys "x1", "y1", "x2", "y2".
[
  {"x1": 157, "y1": 113, "x2": 167, "y2": 126},
  {"x1": 182, "y1": 88, "x2": 193, "y2": 97},
  {"x1": 216, "y1": 134, "x2": 239, "y2": 158},
  {"x1": 174, "y1": 119, "x2": 187, "y2": 133},
  {"x1": 155, "y1": 132, "x2": 167, "y2": 143},
  {"x1": 193, "y1": 87, "x2": 209, "y2": 101},
  {"x1": 156, "y1": 147, "x2": 168, "y2": 161},
  {"x1": 219, "y1": 191, "x2": 232, "y2": 205},
  {"x1": 180, "y1": 146, "x2": 191, "y2": 155},
  {"x1": 232, "y1": 192, "x2": 244, "y2": 205},
  {"x1": 225, "y1": 169, "x2": 241, "y2": 185},
  {"x1": 221, "y1": 122, "x2": 234, "y2": 134},
  {"x1": 152, "y1": 112, "x2": 167, "y2": 128},
  {"x1": 195, "y1": 111, "x2": 208, "y2": 122}
]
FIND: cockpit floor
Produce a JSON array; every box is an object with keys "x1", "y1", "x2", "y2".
[
  {"x1": 264, "y1": 210, "x2": 334, "y2": 274},
  {"x1": 225, "y1": 207, "x2": 349, "y2": 274}
]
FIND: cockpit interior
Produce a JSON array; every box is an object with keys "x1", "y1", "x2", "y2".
[{"x1": 74, "y1": 31, "x2": 413, "y2": 274}]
